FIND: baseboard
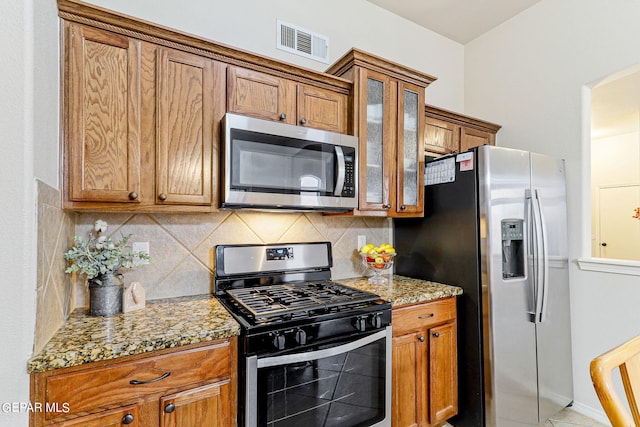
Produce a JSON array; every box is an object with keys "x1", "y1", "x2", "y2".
[{"x1": 569, "y1": 401, "x2": 610, "y2": 425}]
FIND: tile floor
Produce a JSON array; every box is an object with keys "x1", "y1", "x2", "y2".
[
  {"x1": 445, "y1": 407, "x2": 610, "y2": 427},
  {"x1": 541, "y1": 407, "x2": 609, "y2": 427}
]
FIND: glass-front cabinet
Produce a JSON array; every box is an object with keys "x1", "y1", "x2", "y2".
[{"x1": 328, "y1": 49, "x2": 434, "y2": 217}]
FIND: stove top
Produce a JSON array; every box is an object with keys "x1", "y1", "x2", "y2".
[{"x1": 225, "y1": 281, "x2": 382, "y2": 325}]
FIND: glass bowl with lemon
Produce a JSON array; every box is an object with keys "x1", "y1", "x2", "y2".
[{"x1": 359, "y1": 243, "x2": 396, "y2": 284}]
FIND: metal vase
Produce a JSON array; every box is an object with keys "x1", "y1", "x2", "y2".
[{"x1": 88, "y1": 273, "x2": 123, "y2": 316}]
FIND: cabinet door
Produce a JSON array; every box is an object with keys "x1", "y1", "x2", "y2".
[
  {"x1": 47, "y1": 404, "x2": 139, "y2": 427},
  {"x1": 66, "y1": 24, "x2": 141, "y2": 203},
  {"x1": 392, "y1": 331, "x2": 427, "y2": 427},
  {"x1": 395, "y1": 81, "x2": 424, "y2": 216},
  {"x1": 428, "y1": 322, "x2": 458, "y2": 424},
  {"x1": 358, "y1": 69, "x2": 396, "y2": 213},
  {"x1": 425, "y1": 117, "x2": 460, "y2": 155},
  {"x1": 160, "y1": 379, "x2": 232, "y2": 427},
  {"x1": 156, "y1": 47, "x2": 214, "y2": 205},
  {"x1": 296, "y1": 84, "x2": 348, "y2": 133},
  {"x1": 227, "y1": 66, "x2": 295, "y2": 123},
  {"x1": 460, "y1": 126, "x2": 495, "y2": 152}
]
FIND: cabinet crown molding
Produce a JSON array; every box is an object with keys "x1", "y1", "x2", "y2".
[
  {"x1": 425, "y1": 104, "x2": 502, "y2": 133},
  {"x1": 327, "y1": 48, "x2": 437, "y2": 88},
  {"x1": 57, "y1": 0, "x2": 352, "y2": 93}
]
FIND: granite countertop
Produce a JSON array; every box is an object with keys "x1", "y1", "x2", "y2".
[
  {"x1": 28, "y1": 275, "x2": 460, "y2": 374},
  {"x1": 336, "y1": 274, "x2": 462, "y2": 307},
  {"x1": 27, "y1": 294, "x2": 240, "y2": 374}
]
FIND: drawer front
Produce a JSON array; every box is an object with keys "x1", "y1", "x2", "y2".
[
  {"x1": 392, "y1": 297, "x2": 456, "y2": 335},
  {"x1": 44, "y1": 340, "x2": 233, "y2": 421}
]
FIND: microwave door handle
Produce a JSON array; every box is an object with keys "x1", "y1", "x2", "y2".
[{"x1": 334, "y1": 146, "x2": 346, "y2": 196}]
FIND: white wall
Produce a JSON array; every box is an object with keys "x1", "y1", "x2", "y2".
[
  {"x1": 85, "y1": 0, "x2": 465, "y2": 111},
  {"x1": 465, "y1": 0, "x2": 640, "y2": 420},
  {"x1": 1, "y1": 0, "x2": 58, "y2": 424}
]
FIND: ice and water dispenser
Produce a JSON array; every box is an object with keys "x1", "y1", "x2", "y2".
[{"x1": 501, "y1": 219, "x2": 524, "y2": 279}]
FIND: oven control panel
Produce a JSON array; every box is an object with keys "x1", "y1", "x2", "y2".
[{"x1": 266, "y1": 247, "x2": 294, "y2": 261}]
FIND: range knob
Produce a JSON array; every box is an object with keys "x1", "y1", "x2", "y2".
[
  {"x1": 271, "y1": 333, "x2": 286, "y2": 350},
  {"x1": 294, "y1": 329, "x2": 307, "y2": 345},
  {"x1": 354, "y1": 316, "x2": 367, "y2": 332},
  {"x1": 369, "y1": 313, "x2": 383, "y2": 329}
]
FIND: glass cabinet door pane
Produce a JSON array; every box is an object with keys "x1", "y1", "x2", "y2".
[
  {"x1": 366, "y1": 78, "x2": 384, "y2": 204},
  {"x1": 403, "y1": 89, "x2": 419, "y2": 206}
]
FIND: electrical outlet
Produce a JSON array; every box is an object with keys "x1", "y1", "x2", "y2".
[
  {"x1": 357, "y1": 235, "x2": 367, "y2": 250},
  {"x1": 132, "y1": 242, "x2": 150, "y2": 264}
]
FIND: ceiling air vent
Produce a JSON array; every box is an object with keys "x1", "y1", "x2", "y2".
[{"x1": 277, "y1": 20, "x2": 329, "y2": 64}]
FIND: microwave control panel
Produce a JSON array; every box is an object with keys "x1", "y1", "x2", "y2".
[{"x1": 341, "y1": 147, "x2": 356, "y2": 197}]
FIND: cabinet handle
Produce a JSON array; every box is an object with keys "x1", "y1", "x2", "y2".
[
  {"x1": 400, "y1": 205, "x2": 407, "y2": 210},
  {"x1": 601, "y1": 242, "x2": 607, "y2": 247},
  {"x1": 418, "y1": 336, "x2": 425, "y2": 342},
  {"x1": 418, "y1": 313, "x2": 434, "y2": 319},
  {"x1": 383, "y1": 204, "x2": 391, "y2": 210},
  {"x1": 158, "y1": 193, "x2": 167, "y2": 201},
  {"x1": 279, "y1": 113, "x2": 287, "y2": 120},
  {"x1": 129, "y1": 371, "x2": 171, "y2": 385},
  {"x1": 164, "y1": 402, "x2": 176, "y2": 414},
  {"x1": 128, "y1": 192, "x2": 138, "y2": 200},
  {"x1": 300, "y1": 118, "x2": 307, "y2": 125},
  {"x1": 122, "y1": 413, "x2": 135, "y2": 424},
  {"x1": 433, "y1": 332, "x2": 440, "y2": 338}
]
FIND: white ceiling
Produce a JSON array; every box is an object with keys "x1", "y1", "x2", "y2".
[
  {"x1": 366, "y1": 0, "x2": 542, "y2": 44},
  {"x1": 368, "y1": 0, "x2": 640, "y2": 139}
]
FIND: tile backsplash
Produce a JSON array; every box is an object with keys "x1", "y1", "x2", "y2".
[
  {"x1": 34, "y1": 183, "x2": 392, "y2": 352},
  {"x1": 35, "y1": 180, "x2": 75, "y2": 354},
  {"x1": 73, "y1": 211, "x2": 392, "y2": 305}
]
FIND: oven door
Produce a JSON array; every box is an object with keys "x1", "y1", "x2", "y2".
[
  {"x1": 222, "y1": 113, "x2": 357, "y2": 211},
  {"x1": 245, "y1": 327, "x2": 391, "y2": 427}
]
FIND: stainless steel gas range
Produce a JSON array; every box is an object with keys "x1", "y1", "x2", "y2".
[{"x1": 214, "y1": 242, "x2": 392, "y2": 427}]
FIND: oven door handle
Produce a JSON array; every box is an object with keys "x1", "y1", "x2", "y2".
[
  {"x1": 334, "y1": 146, "x2": 346, "y2": 197},
  {"x1": 257, "y1": 328, "x2": 388, "y2": 368}
]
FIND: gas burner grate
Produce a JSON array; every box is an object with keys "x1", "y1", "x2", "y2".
[{"x1": 225, "y1": 281, "x2": 379, "y2": 322}]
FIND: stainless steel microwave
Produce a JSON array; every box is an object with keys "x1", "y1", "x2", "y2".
[{"x1": 221, "y1": 113, "x2": 358, "y2": 212}]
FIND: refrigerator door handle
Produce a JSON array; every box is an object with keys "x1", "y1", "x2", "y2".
[
  {"x1": 534, "y1": 189, "x2": 549, "y2": 323},
  {"x1": 527, "y1": 189, "x2": 545, "y2": 324},
  {"x1": 525, "y1": 189, "x2": 538, "y2": 323}
]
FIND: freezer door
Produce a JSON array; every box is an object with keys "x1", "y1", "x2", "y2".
[
  {"x1": 530, "y1": 153, "x2": 573, "y2": 421},
  {"x1": 478, "y1": 146, "x2": 539, "y2": 427}
]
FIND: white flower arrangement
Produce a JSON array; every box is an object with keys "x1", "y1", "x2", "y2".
[{"x1": 64, "y1": 220, "x2": 151, "y2": 281}]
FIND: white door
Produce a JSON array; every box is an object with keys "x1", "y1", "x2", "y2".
[{"x1": 599, "y1": 185, "x2": 640, "y2": 260}]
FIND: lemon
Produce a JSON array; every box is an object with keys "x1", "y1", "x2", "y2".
[
  {"x1": 360, "y1": 243, "x2": 374, "y2": 253},
  {"x1": 385, "y1": 247, "x2": 396, "y2": 254}
]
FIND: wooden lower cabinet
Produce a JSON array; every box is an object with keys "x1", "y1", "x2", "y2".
[
  {"x1": 30, "y1": 338, "x2": 237, "y2": 427},
  {"x1": 392, "y1": 297, "x2": 458, "y2": 427}
]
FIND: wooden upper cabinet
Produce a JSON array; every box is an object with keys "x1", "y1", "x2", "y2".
[
  {"x1": 327, "y1": 49, "x2": 434, "y2": 217},
  {"x1": 227, "y1": 66, "x2": 295, "y2": 123},
  {"x1": 396, "y1": 81, "x2": 425, "y2": 216},
  {"x1": 296, "y1": 84, "x2": 347, "y2": 133},
  {"x1": 156, "y1": 48, "x2": 215, "y2": 206},
  {"x1": 66, "y1": 23, "x2": 142, "y2": 204},
  {"x1": 62, "y1": 20, "x2": 224, "y2": 212},
  {"x1": 425, "y1": 105, "x2": 501, "y2": 157},
  {"x1": 424, "y1": 117, "x2": 460, "y2": 155},
  {"x1": 460, "y1": 127, "x2": 495, "y2": 152},
  {"x1": 227, "y1": 66, "x2": 348, "y2": 133}
]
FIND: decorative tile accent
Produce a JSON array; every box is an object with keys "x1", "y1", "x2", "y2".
[
  {"x1": 68, "y1": 210, "x2": 393, "y2": 305},
  {"x1": 34, "y1": 180, "x2": 76, "y2": 354}
]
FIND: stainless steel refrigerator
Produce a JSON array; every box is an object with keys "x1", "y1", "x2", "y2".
[{"x1": 394, "y1": 145, "x2": 573, "y2": 426}]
